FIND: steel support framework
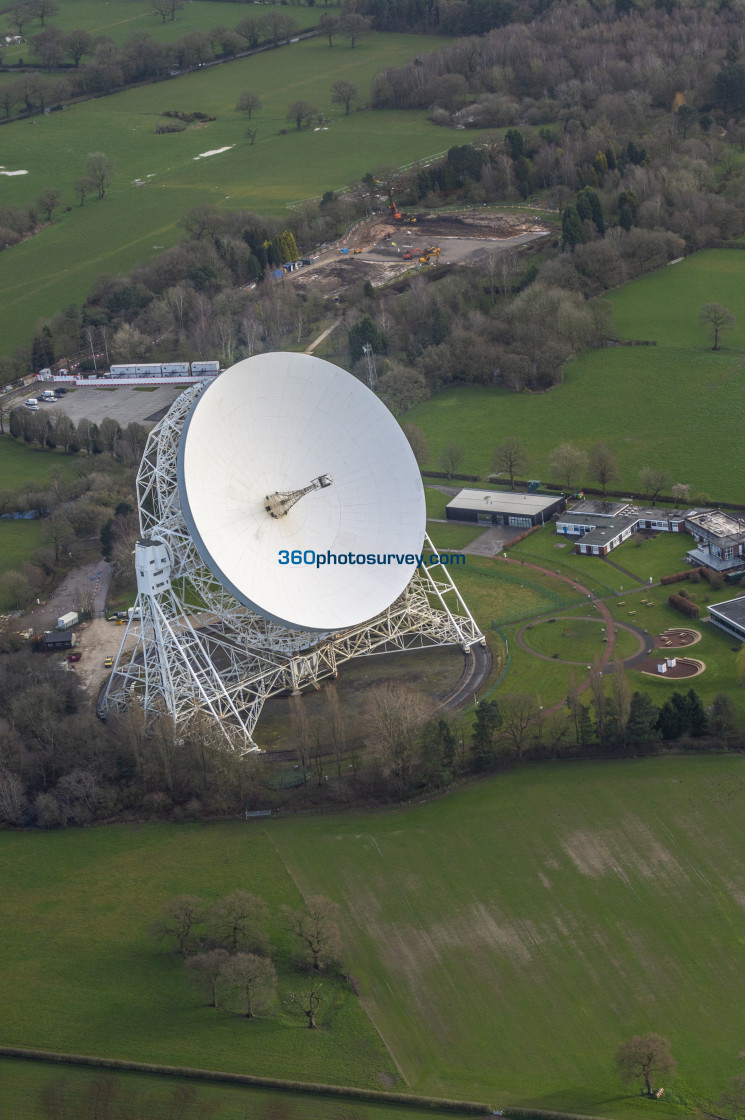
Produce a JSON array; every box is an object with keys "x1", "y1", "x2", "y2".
[{"x1": 100, "y1": 384, "x2": 484, "y2": 751}]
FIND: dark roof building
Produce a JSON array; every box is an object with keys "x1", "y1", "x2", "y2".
[
  {"x1": 708, "y1": 597, "x2": 745, "y2": 640},
  {"x1": 446, "y1": 488, "x2": 565, "y2": 529}
]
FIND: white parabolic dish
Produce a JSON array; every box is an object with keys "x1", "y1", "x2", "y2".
[{"x1": 177, "y1": 353, "x2": 426, "y2": 632}]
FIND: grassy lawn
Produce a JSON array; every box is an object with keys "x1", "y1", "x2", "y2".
[
  {"x1": 4, "y1": 759, "x2": 745, "y2": 1116},
  {"x1": 610, "y1": 531, "x2": 694, "y2": 583},
  {"x1": 426, "y1": 522, "x2": 484, "y2": 550},
  {"x1": 266, "y1": 756, "x2": 745, "y2": 1116},
  {"x1": 0, "y1": 31, "x2": 486, "y2": 355},
  {"x1": 0, "y1": 1058, "x2": 478, "y2": 1120},
  {"x1": 455, "y1": 554, "x2": 587, "y2": 628},
  {"x1": 408, "y1": 249, "x2": 745, "y2": 503},
  {"x1": 424, "y1": 487, "x2": 451, "y2": 520},
  {"x1": 0, "y1": 823, "x2": 395, "y2": 1086},
  {"x1": 522, "y1": 616, "x2": 614, "y2": 663},
  {"x1": 0, "y1": 436, "x2": 82, "y2": 491},
  {"x1": 0, "y1": 520, "x2": 46, "y2": 603},
  {"x1": 509, "y1": 524, "x2": 620, "y2": 596}
]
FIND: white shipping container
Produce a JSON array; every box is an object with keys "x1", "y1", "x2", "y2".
[{"x1": 57, "y1": 611, "x2": 79, "y2": 630}]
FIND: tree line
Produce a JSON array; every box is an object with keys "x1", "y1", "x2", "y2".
[{"x1": 0, "y1": 6, "x2": 368, "y2": 119}]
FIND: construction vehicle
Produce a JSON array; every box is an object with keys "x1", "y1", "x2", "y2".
[
  {"x1": 419, "y1": 246, "x2": 441, "y2": 264},
  {"x1": 403, "y1": 251, "x2": 413, "y2": 260},
  {"x1": 390, "y1": 201, "x2": 403, "y2": 220}
]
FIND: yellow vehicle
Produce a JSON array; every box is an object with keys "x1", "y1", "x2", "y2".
[{"x1": 104, "y1": 656, "x2": 113, "y2": 668}]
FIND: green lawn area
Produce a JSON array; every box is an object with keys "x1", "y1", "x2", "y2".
[
  {"x1": 0, "y1": 520, "x2": 45, "y2": 602},
  {"x1": 4, "y1": 759, "x2": 745, "y2": 1117},
  {"x1": 424, "y1": 487, "x2": 450, "y2": 520},
  {"x1": 426, "y1": 521, "x2": 483, "y2": 550},
  {"x1": 509, "y1": 524, "x2": 620, "y2": 596},
  {"x1": 0, "y1": 436, "x2": 82, "y2": 491},
  {"x1": 0, "y1": 1058, "x2": 478, "y2": 1120},
  {"x1": 522, "y1": 616, "x2": 613, "y2": 663},
  {"x1": 408, "y1": 250, "x2": 745, "y2": 503},
  {"x1": 455, "y1": 554, "x2": 586, "y2": 629},
  {"x1": 0, "y1": 31, "x2": 486, "y2": 356},
  {"x1": 610, "y1": 531, "x2": 694, "y2": 583}
]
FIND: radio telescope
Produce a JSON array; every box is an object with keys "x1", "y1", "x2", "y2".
[{"x1": 102, "y1": 353, "x2": 484, "y2": 751}]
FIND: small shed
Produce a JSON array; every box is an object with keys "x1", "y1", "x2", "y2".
[{"x1": 39, "y1": 630, "x2": 75, "y2": 651}]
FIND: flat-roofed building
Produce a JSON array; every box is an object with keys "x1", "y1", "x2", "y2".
[
  {"x1": 685, "y1": 510, "x2": 745, "y2": 572},
  {"x1": 556, "y1": 501, "x2": 694, "y2": 557},
  {"x1": 708, "y1": 597, "x2": 745, "y2": 640},
  {"x1": 446, "y1": 488, "x2": 565, "y2": 529}
]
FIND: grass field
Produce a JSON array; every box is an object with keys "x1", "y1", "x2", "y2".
[
  {"x1": 0, "y1": 31, "x2": 486, "y2": 355},
  {"x1": 0, "y1": 1058, "x2": 479, "y2": 1120},
  {"x1": 0, "y1": 823, "x2": 396, "y2": 1086},
  {"x1": 408, "y1": 250, "x2": 745, "y2": 503},
  {"x1": 0, "y1": 519, "x2": 46, "y2": 603},
  {"x1": 270, "y1": 756, "x2": 745, "y2": 1115},
  {"x1": 0, "y1": 437, "x2": 82, "y2": 491},
  {"x1": 4, "y1": 759, "x2": 745, "y2": 1117},
  {"x1": 522, "y1": 616, "x2": 613, "y2": 662}
]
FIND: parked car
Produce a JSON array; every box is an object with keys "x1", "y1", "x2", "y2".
[
  {"x1": 104, "y1": 656, "x2": 113, "y2": 668},
  {"x1": 67, "y1": 651, "x2": 82, "y2": 663}
]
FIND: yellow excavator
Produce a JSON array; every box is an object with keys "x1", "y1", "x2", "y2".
[{"x1": 419, "y1": 246, "x2": 441, "y2": 264}]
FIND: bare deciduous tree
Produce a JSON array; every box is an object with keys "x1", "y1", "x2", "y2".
[
  {"x1": 185, "y1": 948, "x2": 230, "y2": 1007},
  {"x1": 402, "y1": 421, "x2": 429, "y2": 465},
  {"x1": 616, "y1": 1034, "x2": 676, "y2": 1097},
  {"x1": 549, "y1": 441, "x2": 588, "y2": 492},
  {"x1": 364, "y1": 682, "x2": 434, "y2": 788},
  {"x1": 235, "y1": 90, "x2": 261, "y2": 119},
  {"x1": 288, "y1": 986, "x2": 324, "y2": 1029},
  {"x1": 221, "y1": 952, "x2": 277, "y2": 1018},
  {"x1": 208, "y1": 890, "x2": 269, "y2": 954},
  {"x1": 282, "y1": 895, "x2": 341, "y2": 971},
  {"x1": 589, "y1": 444, "x2": 619, "y2": 496},
  {"x1": 152, "y1": 895, "x2": 206, "y2": 955},
  {"x1": 699, "y1": 302, "x2": 735, "y2": 350},
  {"x1": 492, "y1": 436, "x2": 528, "y2": 489},
  {"x1": 638, "y1": 465, "x2": 671, "y2": 506},
  {"x1": 330, "y1": 79, "x2": 358, "y2": 114},
  {"x1": 499, "y1": 693, "x2": 538, "y2": 756},
  {"x1": 438, "y1": 442, "x2": 465, "y2": 479}
]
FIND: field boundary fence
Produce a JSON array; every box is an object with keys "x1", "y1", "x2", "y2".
[{"x1": 0, "y1": 1046, "x2": 492, "y2": 1114}]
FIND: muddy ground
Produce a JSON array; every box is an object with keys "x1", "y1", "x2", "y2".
[{"x1": 291, "y1": 209, "x2": 553, "y2": 297}]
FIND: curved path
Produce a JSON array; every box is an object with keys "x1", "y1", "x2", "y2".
[
  {"x1": 501, "y1": 557, "x2": 654, "y2": 715},
  {"x1": 441, "y1": 640, "x2": 493, "y2": 710}
]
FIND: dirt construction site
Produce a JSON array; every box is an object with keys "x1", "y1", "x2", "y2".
[{"x1": 292, "y1": 209, "x2": 554, "y2": 296}]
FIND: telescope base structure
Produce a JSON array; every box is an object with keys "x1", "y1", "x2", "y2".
[{"x1": 100, "y1": 385, "x2": 484, "y2": 752}]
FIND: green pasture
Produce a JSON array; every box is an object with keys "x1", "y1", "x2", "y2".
[
  {"x1": 0, "y1": 31, "x2": 479, "y2": 355},
  {"x1": 4, "y1": 761, "x2": 745, "y2": 1116},
  {"x1": 1, "y1": 0, "x2": 325, "y2": 62},
  {"x1": 263, "y1": 756, "x2": 745, "y2": 1115},
  {"x1": 0, "y1": 1058, "x2": 476, "y2": 1120},
  {"x1": 0, "y1": 823, "x2": 395, "y2": 1085},
  {"x1": 408, "y1": 249, "x2": 745, "y2": 503},
  {"x1": 608, "y1": 250, "x2": 745, "y2": 350}
]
